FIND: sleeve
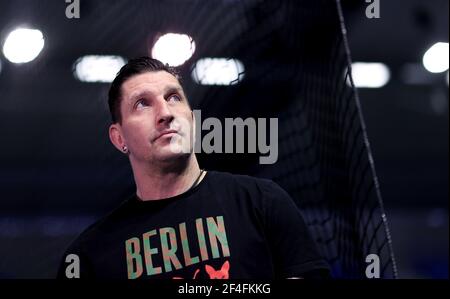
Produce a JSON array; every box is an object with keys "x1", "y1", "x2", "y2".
[
  {"x1": 260, "y1": 180, "x2": 331, "y2": 279},
  {"x1": 56, "y1": 238, "x2": 95, "y2": 279}
]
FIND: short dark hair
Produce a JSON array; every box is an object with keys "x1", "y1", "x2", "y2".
[{"x1": 108, "y1": 57, "x2": 181, "y2": 123}]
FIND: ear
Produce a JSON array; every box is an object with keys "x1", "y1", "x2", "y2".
[
  {"x1": 109, "y1": 123, "x2": 126, "y2": 152},
  {"x1": 221, "y1": 261, "x2": 230, "y2": 272},
  {"x1": 205, "y1": 264, "x2": 215, "y2": 275}
]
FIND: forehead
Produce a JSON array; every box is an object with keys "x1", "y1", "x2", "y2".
[{"x1": 121, "y1": 71, "x2": 182, "y2": 100}]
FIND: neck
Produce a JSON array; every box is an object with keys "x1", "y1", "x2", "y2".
[{"x1": 131, "y1": 153, "x2": 203, "y2": 201}]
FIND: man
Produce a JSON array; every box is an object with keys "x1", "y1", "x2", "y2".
[{"x1": 57, "y1": 57, "x2": 330, "y2": 279}]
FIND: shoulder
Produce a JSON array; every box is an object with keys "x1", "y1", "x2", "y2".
[
  {"x1": 207, "y1": 170, "x2": 288, "y2": 198},
  {"x1": 66, "y1": 196, "x2": 134, "y2": 248},
  {"x1": 208, "y1": 170, "x2": 272, "y2": 186}
]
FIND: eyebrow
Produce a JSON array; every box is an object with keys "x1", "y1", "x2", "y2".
[
  {"x1": 164, "y1": 85, "x2": 184, "y2": 96},
  {"x1": 127, "y1": 85, "x2": 184, "y2": 104}
]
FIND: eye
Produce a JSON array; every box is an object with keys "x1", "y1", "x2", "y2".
[
  {"x1": 168, "y1": 94, "x2": 182, "y2": 102},
  {"x1": 135, "y1": 99, "x2": 149, "y2": 109}
]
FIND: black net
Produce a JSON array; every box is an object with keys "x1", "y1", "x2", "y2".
[{"x1": 188, "y1": 0, "x2": 398, "y2": 278}]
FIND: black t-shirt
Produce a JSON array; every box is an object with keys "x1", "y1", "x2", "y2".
[{"x1": 57, "y1": 170, "x2": 329, "y2": 279}]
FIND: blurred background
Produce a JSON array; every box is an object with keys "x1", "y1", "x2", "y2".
[
  {"x1": 0, "y1": 0, "x2": 448, "y2": 278},
  {"x1": 345, "y1": 0, "x2": 448, "y2": 278}
]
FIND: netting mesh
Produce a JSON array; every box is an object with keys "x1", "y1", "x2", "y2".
[{"x1": 189, "y1": 0, "x2": 397, "y2": 278}]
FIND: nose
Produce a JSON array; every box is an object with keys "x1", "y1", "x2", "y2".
[{"x1": 155, "y1": 100, "x2": 174, "y2": 127}]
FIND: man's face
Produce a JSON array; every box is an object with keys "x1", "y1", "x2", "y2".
[{"x1": 110, "y1": 71, "x2": 194, "y2": 165}]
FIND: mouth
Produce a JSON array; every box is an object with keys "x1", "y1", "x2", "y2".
[{"x1": 154, "y1": 129, "x2": 179, "y2": 141}]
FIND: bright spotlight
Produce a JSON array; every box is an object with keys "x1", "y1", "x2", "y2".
[
  {"x1": 423, "y1": 42, "x2": 449, "y2": 73},
  {"x1": 191, "y1": 58, "x2": 245, "y2": 85},
  {"x1": 73, "y1": 55, "x2": 126, "y2": 83},
  {"x1": 347, "y1": 62, "x2": 390, "y2": 88},
  {"x1": 2, "y1": 28, "x2": 45, "y2": 63},
  {"x1": 151, "y1": 33, "x2": 195, "y2": 67}
]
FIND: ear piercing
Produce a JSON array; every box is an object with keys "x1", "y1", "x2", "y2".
[{"x1": 122, "y1": 145, "x2": 128, "y2": 153}]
